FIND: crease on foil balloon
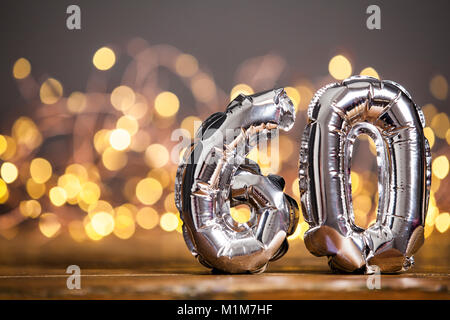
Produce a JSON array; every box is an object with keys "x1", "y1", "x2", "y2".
[
  {"x1": 175, "y1": 88, "x2": 299, "y2": 273},
  {"x1": 299, "y1": 76, "x2": 431, "y2": 273}
]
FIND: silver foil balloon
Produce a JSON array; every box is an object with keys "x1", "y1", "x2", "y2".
[
  {"x1": 175, "y1": 88, "x2": 299, "y2": 273},
  {"x1": 299, "y1": 76, "x2": 431, "y2": 273}
]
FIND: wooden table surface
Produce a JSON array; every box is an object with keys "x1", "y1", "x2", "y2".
[
  {"x1": 0, "y1": 263, "x2": 449, "y2": 299},
  {"x1": 0, "y1": 230, "x2": 448, "y2": 300}
]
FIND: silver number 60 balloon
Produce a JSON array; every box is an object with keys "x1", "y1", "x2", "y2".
[
  {"x1": 299, "y1": 76, "x2": 431, "y2": 273},
  {"x1": 175, "y1": 89, "x2": 299, "y2": 273}
]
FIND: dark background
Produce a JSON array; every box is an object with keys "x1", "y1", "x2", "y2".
[{"x1": 1, "y1": 0, "x2": 449, "y2": 127}]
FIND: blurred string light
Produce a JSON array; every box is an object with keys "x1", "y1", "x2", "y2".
[
  {"x1": 109, "y1": 128, "x2": 131, "y2": 151},
  {"x1": 175, "y1": 54, "x2": 199, "y2": 78},
  {"x1": 180, "y1": 116, "x2": 201, "y2": 138},
  {"x1": 431, "y1": 112, "x2": 449, "y2": 139},
  {"x1": 435, "y1": 212, "x2": 449, "y2": 233},
  {"x1": 38, "y1": 213, "x2": 61, "y2": 238},
  {"x1": 0, "y1": 179, "x2": 8, "y2": 199},
  {"x1": 230, "y1": 83, "x2": 254, "y2": 101},
  {"x1": 429, "y1": 74, "x2": 448, "y2": 100},
  {"x1": 136, "y1": 178, "x2": 162, "y2": 205},
  {"x1": 328, "y1": 54, "x2": 352, "y2": 80},
  {"x1": 145, "y1": 144, "x2": 169, "y2": 168},
  {"x1": 13, "y1": 116, "x2": 42, "y2": 150},
  {"x1": 432, "y1": 155, "x2": 449, "y2": 180},
  {"x1": 0, "y1": 135, "x2": 7, "y2": 155},
  {"x1": 136, "y1": 207, "x2": 159, "y2": 229},
  {"x1": 284, "y1": 87, "x2": 300, "y2": 113},
  {"x1": 1, "y1": 162, "x2": 18, "y2": 183},
  {"x1": 19, "y1": 200, "x2": 41, "y2": 218},
  {"x1": 49, "y1": 186, "x2": 67, "y2": 207},
  {"x1": 30, "y1": 158, "x2": 52, "y2": 183},
  {"x1": 12, "y1": 57, "x2": 31, "y2": 79},
  {"x1": 91, "y1": 211, "x2": 115, "y2": 236},
  {"x1": 0, "y1": 136, "x2": 16, "y2": 161},
  {"x1": 117, "y1": 115, "x2": 139, "y2": 136},
  {"x1": 79, "y1": 181, "x2": 101, "y2": 204},
  {"x1": 93, "y1": 46, "x2": 116, "y2": 71},
  {"x1": 360, "y1": 67, "x2": 380, "y2": 79},
  {"x1": 423, "y1": 127, "x2": 435, "y2": 148},
  {"x1": 0, "y1": 42, "x2": 447, "y2": 244},
  {"x1": 102, "y1": 147, "x2": 128, "y2": 171},
  {"x1": 67, "y1": 91, "x2": 87, "y2": 114},
  {"x1": 191, "y1": 73, "x2": 216, "y2": 103},
  {"x1": 111, "y1": 85, "x2": 135, "y2": 111},
  {"x1": 40, "y1": 78, "x2": 63, "y2": 104},
  {"x1": 26, "y1": 179, "x2": 46, "y2": 199},
  {"x1": 160, "y1": 212, "x2": 179, "y2": 232},
  {"x1": 154, "y1": 91, "x2": 180, "y2": 117},
  {"x1": 296, "y1": 84, "x2": 313, "y2": 111},
  {"x1": 114, "y1": 213, "x2": 135, "y2": 239}
]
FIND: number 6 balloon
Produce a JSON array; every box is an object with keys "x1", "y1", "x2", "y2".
[
  {"x1": 175, "y1": 89, "x2": 299, "y2": 273},
  {"x1": 299, "y1": 76, "x2": 431, "y2": 273}
]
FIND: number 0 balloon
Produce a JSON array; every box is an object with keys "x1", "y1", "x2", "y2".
[{"x1": 299, "y1": 76, "x2": 431, "y2": 273}]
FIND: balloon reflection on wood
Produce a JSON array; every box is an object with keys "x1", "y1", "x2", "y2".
[
  {"x1": 299, "y1": 76, "x2": 431, "y2": 273},
  {"x1": 175, "y1": 88, "x2": 299, "y2": 273}
]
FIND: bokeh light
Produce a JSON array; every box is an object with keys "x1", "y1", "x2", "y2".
[
  {"x1": 432, "y1": 155, "x2": 449, "y2": 179},
  {"x1": 0, "y1": 179, "x2": 8, "y2": 199},
  {"x1": 58, "y1": 174, "x2": 82, "y2": 199},
  {"x1": 111, "y1": 85, "x2": 135, "y2": 111},
  {"x1": 154, "y1": 91, "x2": 180, "y2": 118},
  {"x1": 423, "y1": 127, "x2": 435, "y2": 148},
  {"x1": 175, "y1": 54, "x2": 198, "y2": 77},
  {"x1": 93, "y1": 47, "x2": 116, "y2": 71},
  {"x1": 180, "y1": 116, "x2": 201, "y2": 138},
  {"x1": 1, "y1": 162, "x2": 18, "y2": 183},
  {"x1": 160, "y1": 212, "x2": 179, "y2": 232},
  {"x1": 49, "y1": 186, "x2": 67, "y2": 207},
  {"x1": 360, "y1": 67, "x2": 380, "y2": 79},
  {"x1": 191, "y1": 73, "x2": 216, "y2": 103},
  {"x1": 102, "y1": 147, "x2": 128, "y2": 171},
  {"x1": 40, "y1": 78, "x2": 63, "y2": 104},
  {"x1": 285, "y1": 87, "x2": 300, "y2": 113},
  {"x1": 113, "y1": 214, "x2": 135, "y2": 239},
  {"x1": 117, "y1": 115, "x2": 139, "y2": 136},
  {"x1": 328, "y1": 55, "x2": 352, "y2": 80},
  {"x1": 136, "y1": 207, "x2": 159, "y2": 230},
  {"x1": 435, "y1": 212, "x2": 449, "y2": 233},
  {"x1": 12, "y1": 117, "x2": 42, "y2": 150},
  {"x1": 145, "y1": 144, "x2": 169, "y2": 168},
  {"x1": 136, "y1": 178, "x2": 162, "y2": 205},
  {"x1": 230, "y1": 83, "x2": 254, "y2": 101},
  {"x1": 39, "y1": 213, "x2": 61, "y2": 238},
  {"x1": 19, "y1": 200, "x2": 41, "y2": 218},
  {"x1": 431, "y1": 113, "x2": 449, "y2": 139},
  {"x1": 26, "y1": 178, "x2": 46, "y2": 199},
  {"x1": 67, "y1": 91, "x2": 87, "y2": 113},
  {"x1": 30, "y1": 158, "x2": 52, "y2": 184},
  {"x1": 91, "y1": 212, "x2": 115, "y2": 236},
  {"x1": 109, "y1": 128, "x2": 131, "y2": 151},
  {"x1": 429, "y1": 74, "x2": 448, "y2": 100},
  {"x1": 79, "y1": 182, "x2": 101, "y2": 204},
  {"x1": 12, "y1": 57, "x2": 31, "y2": 79}
]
